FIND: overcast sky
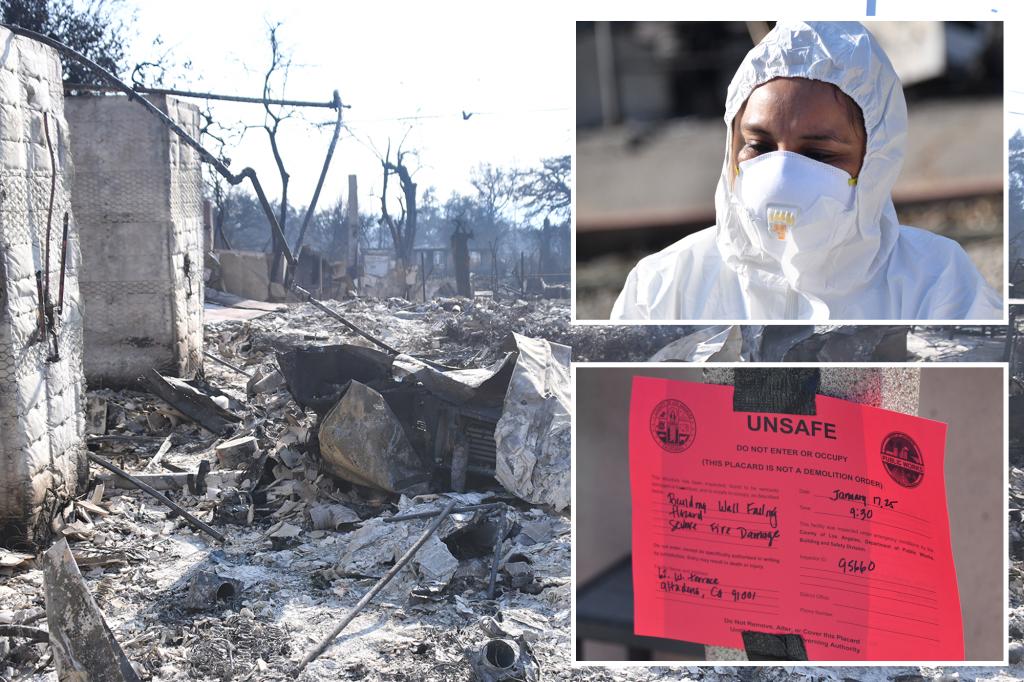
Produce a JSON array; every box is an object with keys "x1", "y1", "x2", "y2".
[{"x1": 122, "y1": 1, "x2": 573, "y2": 220}]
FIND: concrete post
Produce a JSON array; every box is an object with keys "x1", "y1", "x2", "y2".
[
  {"x1": 0, "y1": 27, "x2": 87, "y2": 547},
  {"x1": 346, "y1": 174, "x2": 359, "y2": 272},
  {"x1": 66, "y1": 93, "x2": 204, "y2": 386},
  {"x1": 700, "y1": 367, "x2": 920, "y2": 661},
  {"x1": 452, "y1": 223, "x2": 473, "y2": 297}
]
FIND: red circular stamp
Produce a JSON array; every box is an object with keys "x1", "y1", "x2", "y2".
[
  {"x1": 880, "y1": 431, "x2": 924, "y2": 488},
  {"x1": 650, "y1": 399, "x2": 696, "y2": 453}
]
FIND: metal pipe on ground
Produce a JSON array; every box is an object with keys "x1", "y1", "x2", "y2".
[
  {"x1": 86, "y1": 453, "x2": 226, "y2": 543},
  {"x1": 294, "y1": 497, "x2": 459, "y2": 673},
  {"x1": 203, "y1": 351, "x2": 253, "y2": 378},
  {"x1": 383, "y1": 502, "x2": 501, "y2": 523}
]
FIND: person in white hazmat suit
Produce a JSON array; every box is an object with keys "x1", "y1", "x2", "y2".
[{"x1": 611, "y1": 21, "x2": 1002, "y2": 321}]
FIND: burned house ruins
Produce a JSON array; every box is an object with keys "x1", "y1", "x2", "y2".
[{"x1": 0, "y1": 20, "x2": 575, "y2": 682}]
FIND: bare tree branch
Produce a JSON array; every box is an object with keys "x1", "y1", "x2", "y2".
[{"x1": 517, "y1": 154, "x2": 571, "y2": 221}]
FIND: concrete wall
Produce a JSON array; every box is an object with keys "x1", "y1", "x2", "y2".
[
  {"x1": 0, "y1": 27, "x2": 88, "y2": 547},
  {"x1": 216, "y1": 249, "x2": 271, "y2": 302},
  {"x1": 66, "y1": 93, "x2": 204, "y2": 386},
  {"x1": 575, "y1": 366, "x2": 1004, "y2": 661}
]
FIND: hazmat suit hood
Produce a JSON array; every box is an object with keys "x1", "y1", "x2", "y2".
[
  {"x1": 715, "y1": 20, "x2": 903, "y2": 305},
  {"x1": 611, "y1": 20, "x2": 1002, "y2": 321}
]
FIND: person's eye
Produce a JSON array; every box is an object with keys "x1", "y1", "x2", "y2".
[
  {"x1": 804, "y1": 149, "x2": 835, "y2": 162},
  {"x1": 743, "y1": 141, "x2": 771, "y2": 154}
]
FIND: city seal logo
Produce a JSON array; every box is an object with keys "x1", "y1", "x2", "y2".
[
  {"x1": 650, "y1": 399, "x2": 696, "y2": 453},
  {"x1": 880, "y1": 431, "x2": 924, "y2": 488}
]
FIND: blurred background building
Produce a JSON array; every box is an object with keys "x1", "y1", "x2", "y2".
[{"x1": 576, "y1": 21, "x2": 1005, "y2": 318}]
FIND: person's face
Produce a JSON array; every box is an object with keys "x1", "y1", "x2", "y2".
[{"x1": 730, "y1": 77, "x2": 867, "y2": 182}]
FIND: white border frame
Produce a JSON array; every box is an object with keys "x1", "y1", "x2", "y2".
[{"x1": 570, "y1": 362, "x2": 1010, "y2": 667}]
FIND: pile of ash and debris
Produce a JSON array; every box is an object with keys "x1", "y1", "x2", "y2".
[
  {"x1": 1, "y1": 294, "x2": 575, "y2": 681},
  {"x1": 231, "y1": 295, "x2": 702, "y2": 364},
  {"x1": 208, "y1": 295, "x2": 1006, "y2": 366}
]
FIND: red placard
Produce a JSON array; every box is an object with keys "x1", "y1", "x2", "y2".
[{"x1": 629, "y1": 376, "x2": 963, "y2": 661}]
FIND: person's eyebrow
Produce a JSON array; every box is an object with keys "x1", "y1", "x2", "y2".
[
  {"x1": 739, "y1": 124, "x2": 774, "y2": 138},
  {"x1": 800, "y1": 132, "x2": 850, "y2": 144}
]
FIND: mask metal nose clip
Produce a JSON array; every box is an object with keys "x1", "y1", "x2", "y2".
[{"x1": 766, "y1": 205, "x2": 798, "y2": 241}]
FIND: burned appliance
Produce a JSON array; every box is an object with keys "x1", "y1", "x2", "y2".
[{"x1": 278, "y1": 344, "x2": 515, "y2": 494}]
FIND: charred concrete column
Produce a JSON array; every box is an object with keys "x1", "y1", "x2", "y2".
[
  {"x1": 0, "y1": 27, "x2": 88, "y2": 548},
  {"x1": 346, "y1": 174, "x2": 358, "y2": 273},
  {"x1": 451, "y1": 221, "x2": 473, "y2": 297},
  {"x1": 701, "y1": 366, "x2": 920, "y2": 661},
  {"x1": 65, "y1": 94, "x2": 204, "y2": 386}
]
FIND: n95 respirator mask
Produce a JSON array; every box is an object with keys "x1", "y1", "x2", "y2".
[{"x1": 734, "y1": 150, "x2": 857, "y2": 265}]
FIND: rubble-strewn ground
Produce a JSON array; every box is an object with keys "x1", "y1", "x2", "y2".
[
  {"x1": 1, "y1": 295, "x2": 577, "y2": 681},
  {"x1": 218, "y1": 296, "x2": 708, "y2": 364}
]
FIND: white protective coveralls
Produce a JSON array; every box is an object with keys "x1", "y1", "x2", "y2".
[{"x1": 611, "y1": 21, "x2": 1002, "y2": 321}]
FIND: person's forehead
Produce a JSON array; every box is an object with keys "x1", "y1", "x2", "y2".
[{"x1": 741, "y1": 78, "x2": 858, "y2": 131}]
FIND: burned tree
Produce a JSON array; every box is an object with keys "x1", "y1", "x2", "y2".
[
  {"x1": 517, "y1": 154, "x2": 571, "y2": 222},
  {"x1": 258, "y1": 22, "x2": 298, "y2": 284},
  {"x1": 519, "y1": 155, "x2": 572, "y2": 285},
  {"x1": 380, "y1": 140, "x2": 419, "y2": 267},
  {"x1": 470, "y1": 164, "x2": 518, "y2": 293}
]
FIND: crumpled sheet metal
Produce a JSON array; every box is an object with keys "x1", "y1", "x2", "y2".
[
  {"x1": 336, "y1": 516, "x2": 459, "y2": 596},
  {"x1": 143, "y1": 369, "x2": 241, "y2": 435},
  {"x1": 648, "y1": 325, "x2": 738, "y2": 362},
  {"x1": 493, "y1": 333, "x2": 571, "y2": 511},
  {"x1": 318, "y1": 380, "x2": 431, "y2": 494},
  {"x1": 277, "y1": 344, "x2": 393, "y2": 415},
  {"x1": 391, "y1": 352, "x2": 515, "y2": 406},
  {"x1": 42, "y1": 538, "x2": 141, "y2": 682}
]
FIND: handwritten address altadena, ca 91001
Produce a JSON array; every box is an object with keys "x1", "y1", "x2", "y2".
[{"x1": 629, "y1": 376, "x2": 964, "y2": 661}]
